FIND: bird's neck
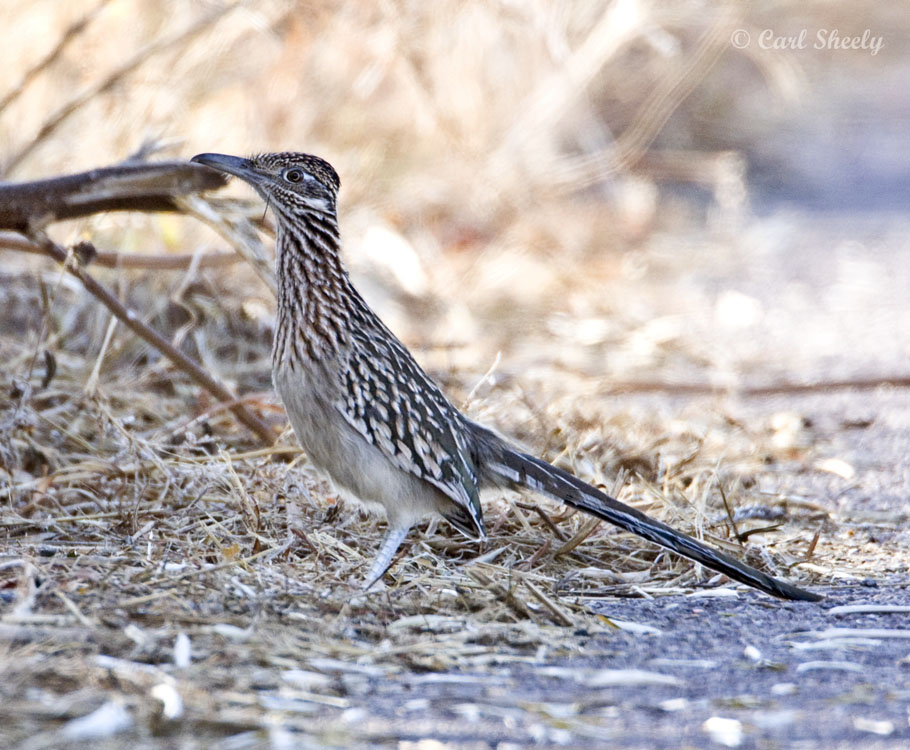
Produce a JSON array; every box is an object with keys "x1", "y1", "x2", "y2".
[{"x1": 273, "y1": 211, "x2": 359, "y2": 365}]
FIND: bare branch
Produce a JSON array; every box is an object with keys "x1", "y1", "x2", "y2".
[
  {"x1": 0, "y1": 231, "x2": 239, "y2": 271},
  {"x1": 25, "y1": 230, "x2": 275, "y2": 446},
  {"x1": 0, "y1": 161, "x2": 226, "y2": 231}
]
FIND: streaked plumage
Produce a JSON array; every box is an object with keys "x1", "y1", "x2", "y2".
[{"x1": 191, "y1": 151, "x2": 821, "y2": 602}]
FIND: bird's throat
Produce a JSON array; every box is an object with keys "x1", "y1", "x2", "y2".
[{"x1": 273, "y1": 219, "x2": 354, "y2": 365}]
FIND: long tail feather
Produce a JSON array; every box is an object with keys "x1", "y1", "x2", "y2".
[{"x1": 483, "y1": 441, "x2": 820, "y2": 601}]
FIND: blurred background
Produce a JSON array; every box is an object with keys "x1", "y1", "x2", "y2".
[
  {"x1": 3, "y1": 0, "x2": 908, "y2": 387},
  {"x1": 2, "y1": 0, "x2": 909, "y2": 523}
]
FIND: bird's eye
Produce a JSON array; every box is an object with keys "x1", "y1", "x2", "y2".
[{"x1": 283, "y1": 168, "x2": 305, "y2": 183}]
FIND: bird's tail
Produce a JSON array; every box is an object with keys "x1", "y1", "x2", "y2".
[{"x1": 480, "y1": 436, "x2": 820, "y2": 601}]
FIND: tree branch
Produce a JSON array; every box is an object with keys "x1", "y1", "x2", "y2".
[{"x1": 0, "y1": 161, "x2": 226, "y2": 231}]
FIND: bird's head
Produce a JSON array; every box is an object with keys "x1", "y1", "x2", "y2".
[{"x1": 191, "y1": 151, "x2": 340, "y2": 215}]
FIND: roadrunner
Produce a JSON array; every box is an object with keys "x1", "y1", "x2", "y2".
[{"x1": 192, "y1": 151, "x2": 820, "y2": 601}]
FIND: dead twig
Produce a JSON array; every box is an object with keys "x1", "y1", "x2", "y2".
[
  {"x1": 465, "y1": 566, "x2": 534, "y2": 621},
  {"x1": 25, "y1": 230, "x2": 274, "y2": 445},
  {"x1": 178, "y1": 193, "x2": 277, "y2": 295},
  {"x1": 553, "y1": 517, "x2": 602, "y2": 558},
  {"x1": 717, "y1": 482, "x2": 743, "y2": 543},
  {"x1": 521, "y1": 577, "x2": 576, "y2": 628},
  {"x1": 1, "y1": 231, "x2": 239, "y2": 270},
  {"x1": 515, "y1": 501, "x2": 568, "y2": 542}
]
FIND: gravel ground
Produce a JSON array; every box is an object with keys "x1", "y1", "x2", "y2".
[{"x1": 329, "y1": 585, "x2": 910, "y2": 749}]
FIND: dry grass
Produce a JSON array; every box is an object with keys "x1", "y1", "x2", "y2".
[
  {"x1": 0, "y1": 269, "x2": 828, "y2": 745},
  {"x1": 0, "y1": 0, "x2": 886, "y2": 746},
  {"x1": 0, "y1": 261, "x2": 823, "y2": 601}
]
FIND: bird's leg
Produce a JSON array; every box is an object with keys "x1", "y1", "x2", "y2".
[{"x1": 362, "y1": 523, "x2": 411, "y2": 590}]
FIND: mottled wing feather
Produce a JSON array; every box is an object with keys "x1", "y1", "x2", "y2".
[{"x1": 333, "y1": 325, "x2": 485, "y2": 535}]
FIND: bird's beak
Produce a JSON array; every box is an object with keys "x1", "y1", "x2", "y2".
[{"x1": 191, "y1": 153, "x2": 261, "y2": 184}]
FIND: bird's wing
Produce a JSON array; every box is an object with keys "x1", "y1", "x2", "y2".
[{"x1": 333, "y1": 326, "x2": 485, "y2": 535}]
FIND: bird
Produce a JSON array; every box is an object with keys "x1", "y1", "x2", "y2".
[{"x1": 191, "y1": 151, "x2": 821, "y2": 602}]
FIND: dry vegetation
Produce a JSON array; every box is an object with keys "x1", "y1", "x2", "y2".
[{"x1": 0, "y1": 1, "x2": 879, "y2": 746}]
